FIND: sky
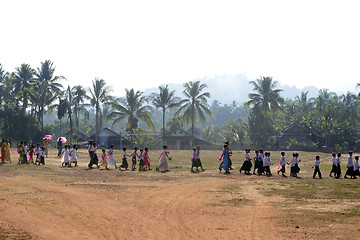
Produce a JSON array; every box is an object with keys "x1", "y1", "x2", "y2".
[{"x1": 1, "y1": 0, "x2": 360, "y2": 95}]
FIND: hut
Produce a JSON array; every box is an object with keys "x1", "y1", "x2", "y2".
[
  {"x1": 163, "y1": 128, "x2": 212, "y2": 150},
  {"x1": 89, "y1": 128, "x2": 131, "y2": 149},
  {"x1": 277, "y1": 124, "x2": 320, "y2": 148},
  {"x1": 63, "y1": 129, "x2": 90, "y2": 143}
]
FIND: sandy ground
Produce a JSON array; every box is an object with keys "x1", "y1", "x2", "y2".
[{"x1": 0, "y1": 150, "x2": 357, "y2": 240}]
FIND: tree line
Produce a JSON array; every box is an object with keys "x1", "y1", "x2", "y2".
[{"x1": 1, "y1": 61, "x2": 359, "y2": 150}]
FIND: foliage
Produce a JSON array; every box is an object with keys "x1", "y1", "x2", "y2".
[
  {"x1": 175, "y1": 81, "x2": 211, "y2": 136},
  {"x1": 108, "y1": 88, "x2": 154, "y2": 133}
]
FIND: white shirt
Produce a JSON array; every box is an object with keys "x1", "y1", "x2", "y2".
[
  {"x1": 245, "y1": 153, "x2": 251, "y2": 161},
  {"x1": 289, "y1": 157, "x2": 298, "y2": 167},
  {"x1": 263, "y1": 156, "x2": 272, "y2": 166},
  {"x1": 196, "y1": 151, "x2": 200, "y2": 160},
  {"x1": 23, "y1": 145, "x2": 28, "y2": 154},
  {"x1": 122, "y1": 151, "x2": 127, "y2": 158},
  {"x1": 332, "y1": 157, "x2": 336, "y2": 165},
  {"x1": 313, "y1": 160, "x2": 320, "y2": 167},
  {"x1": 38, "y1": 150, "x2": 44, "y2": 159},
  {"x1": 35, "y1": 147, "x2": 41, "y2": 154},
  {"x1": 259, "y1": 153, "x2": 264, "y2": 161},
  {"x1": 280, "y1": 156, "x2": 288, "y2": 166},
  {"x1": 347, "y1": 156, "x2": 353, "y2": 167},
  {"x1": 353, "y1": 160, "x2": 359, "y2": 171},
  {"x1": 335, "y1": 157, "x2": 341, "y2": 165},
  {"x1": 192, "y1": 152, "x2": 197, "y2": 160},
  {"x1": 254, "y1": 154, "x2": 259, "y2": 160}
]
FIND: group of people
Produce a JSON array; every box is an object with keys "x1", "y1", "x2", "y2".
[
  {"x1": 86, "y1": 140, "x2": 171, "y2": 172},
  {"x1": 232, "y1": 148, "x2": 360, "y2": 179},
  {"x1": 15, "y1": 142, "x2": 46, "y2": 165},
  {"x1": 60, "y1": 145, "x2": 79, "y2": 167},
  {"x1": 4, "y1": 137, "x2": 360, "y2": 180}
]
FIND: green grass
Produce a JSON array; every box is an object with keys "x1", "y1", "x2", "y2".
[{"x1": 262, "y1": 179, "x2": 360, "y2": 226}]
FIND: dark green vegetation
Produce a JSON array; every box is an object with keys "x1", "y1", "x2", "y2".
[{"x1": 1, "y1": 61, "x2": 360, "y2": 150}]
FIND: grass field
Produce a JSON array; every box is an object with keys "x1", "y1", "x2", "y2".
[{"x1": 0, "y1": 148, "x2": 359, "y2": 239}]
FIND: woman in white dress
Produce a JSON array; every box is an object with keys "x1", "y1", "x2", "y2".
[
  {"x1": 156, "y1": 145, "x2": 170, "y2": 172},
  {"x1": 61, "y1": 145, "x2": 70, "y2": 167},
  {"x1": 108, "y1": 144, "x2": 117, "y2": 169},
  {"x1": 69, "y1": 145, "x2": 78, "y2": 167}
]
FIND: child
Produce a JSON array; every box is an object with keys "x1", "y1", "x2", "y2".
[
  {"x1": 196, "y1": 147, "x2": 204, "y2": 171},
  {"x1": 219, "y1": 144, "x2": 230, "y2": 174},
  {"x1": 352, "y1": 156, "x2": 359, "y2": 179},
  {"x1": 329, "y1": 152, "x2": 337, "y2": 177},
  {"x1": 335, "y1": 153, "x2": 342, "y2": 179},
  {"x1": 69, "y1": 145, "x2": 79, "y2": 167},
  {"x1": 61, "y1": 145, "x2": 70, "y2": 167},
  {"x1": 17, "y1": 142, "x2": 23, "y2": 164},
  {"x1": 144, "y1": 148, "x2": 151, "y2": 170},
  {"x1": 344, "y1": 151, "x2": 354, "y2": 179},
  {"x1": 240, "y1": 148, "x2": 252, "y2": 174},
  {"x1": 138, "y1": 149, "x2": 145, "y2": 171},
  {"x1": 290, "y1": 153, "x2": 301, "y2": 177},
  {"x1": 263, "y1": 152, "x2": 272, "y2": 176},
  {"x1": 98, "y1": 149, "x2": 108, "y2": 170},
  {"x1": 130, "y1": 147, "x2": 138, "y2": 171},
  {"x1": 277, "y1": 152, "x2": 289, "y2": 177},
  {"x1": 253, "y1": 150, "x2": 261, "y2": 175},
  {"x1": 35, "y1": 144, "x2": 41, "y2": 165},
  {"x1": 258, "y1": 149, "x2": 265, "y2": 175},
  {"x1": 120, "y1": 147, "x2": 129, "y2": 170},
  {"x1": 28, "y1": 145, "x2": 35, "y2": 165},
  {"x1": 191, "y1": 147, "x2": 198, "y2": 172},
  {"x1": 38, "y1": 147, "x2": 45, "y2": 165},
  {"x1": 108, "y1": 145, "x2": 117, "y2": 169},
  {"x1": 312, "y1": 156, "x2": 322, "y2": 179},
  {"x1": 156, "y1": 145, "x2": 170, "y2": 172},
  {"x1": 88, "y1": 140, "x2": 94, "y2": 168},
  {"x1": 92, "y1": 142, "x2": 99, "y2": 168},
  {"x1": 22, "y1": 142, "x2": 28, "y2": 164},
  {"x1": 225, "y1": 142, "x2": 234, "y2": 170}
]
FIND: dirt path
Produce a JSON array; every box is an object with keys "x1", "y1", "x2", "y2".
[{"x1": 0, "y1": 173, "x2": 286, "y2": 240}]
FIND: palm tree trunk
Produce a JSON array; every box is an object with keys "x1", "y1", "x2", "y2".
[
  {"x1": 59, "y1": 118, "x2": 62, "y2": 136},
  {"x1": 162, "y1": 108, "x2": 166, "y2": 143},
  {"x1": 69, "y1": 111, "x2": 73, "y2": 144},
  {"x1": 95, "y1": 105, "x2": 100, "y2": 143},
  {"x1": 191, "y1": 104, "x2": 195, "y2": 150}
]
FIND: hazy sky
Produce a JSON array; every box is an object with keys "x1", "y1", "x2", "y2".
[{"x1": 1, "y1": 0, "x2": 360, "y2": 95}]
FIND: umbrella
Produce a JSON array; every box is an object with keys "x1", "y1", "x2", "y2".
[
  {"x1": 57, "y1": 137, "x2": 67, "y2": 143},
  {"x1": 43, "y1": 135, "x2": 53, "y2": 140}
]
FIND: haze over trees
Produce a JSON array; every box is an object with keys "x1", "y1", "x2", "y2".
[{"x1": 1, "y1": 61, "x2": 360, "y2": 151}]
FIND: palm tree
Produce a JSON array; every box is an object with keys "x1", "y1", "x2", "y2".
[
  {"x1": 244, "y1": 76, "x2": 283, "y2": 146},
  {"x1": 88, "y1": 78, "x2": 112, "y2": 142},
  {"x1": 175, "y1": 81, "x2": 211, "y2": 138},
  {"x1": 34, "y1": 60, "x2": 65, "y2": 132},
  {"x1": 151, "y1": 85, "x2": 179, "y2": 140},
  {"x1": 244, "y1": 76, "x2": 284, "y2": 117},
  {"x1": 72, "y1": 85, "x2": 88, "y2": 130},
  {"x1": 340, "y1": 91, "x2": 358, "y2": 127},
  {"x1": 12, "y1": 63, "x2": 35, "y2": 112},
  {"x1": 108, "y1": 88, "x2": 154, "y2": 136}
]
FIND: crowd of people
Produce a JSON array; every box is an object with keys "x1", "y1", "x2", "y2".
[{"x1": 2, "y1": 138, "x2": 360, "y2": 179}]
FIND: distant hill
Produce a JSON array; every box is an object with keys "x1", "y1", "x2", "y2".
[{"x1": 142, "y1": 74, "x2": 320, "y2": 105}]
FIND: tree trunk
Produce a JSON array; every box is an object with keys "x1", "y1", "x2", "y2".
[
  {"x1": 162, "y1": 108, "x2": 166, "y2": 143},
  {"x1": 69, "y1": 109, "x2": 73, "y2": 145},
  {"x1": 95, "y1": 105, "x2": 100, "y2": 143},
  {"x1": 59, "y1": 118, "x2": 62, "y2": 136},
  {"x1": 191, "y1": 103, "x2": 195, "y2": 150}
]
